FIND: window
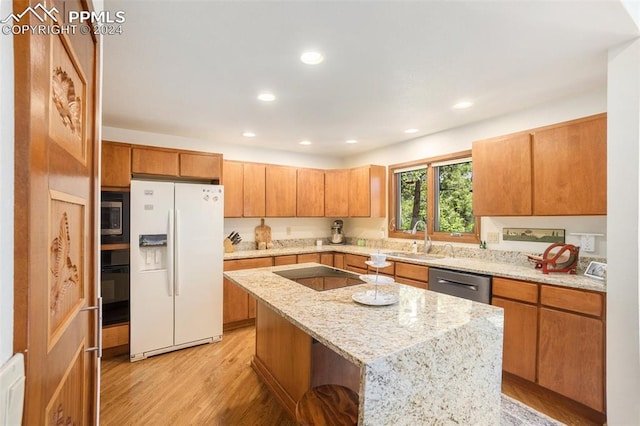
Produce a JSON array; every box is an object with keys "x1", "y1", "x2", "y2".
[
  {"x1": 394, "y1": 166, "x2": 427, "y2": 232},
  {"x1": 388, "y1": 151, "x2": 479, "y2": 243}
]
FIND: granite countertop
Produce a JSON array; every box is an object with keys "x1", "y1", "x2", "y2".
[
  {"x1": 224, "y1": 262, "x2": 505, "y2": 424},
  {"x1": 224, "y1": 245, "x2": 607, "y2": 293},
  {"x1": 226, "y1": 262, "x2": 503, "y2": 366}
]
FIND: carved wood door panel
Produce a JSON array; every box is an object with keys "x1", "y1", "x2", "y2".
[{"x1": 13, "y1": 0, "x2": 100, "y2": 424}]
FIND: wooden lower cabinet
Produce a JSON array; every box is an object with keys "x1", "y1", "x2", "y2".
[
  {"x1": 492, "y1": 297, "x2": 537, "y2": 382},
  {"x1": 102, "y1": 323, "x2": 129, "y2": 357},
  {"x1": 395, "y1": 262, "x2": 428, "y2": 289},
  {"x1": 273, "y1": 255, "x2": 297, "y2": 266},
  {"x1": 253, "y1": 302, "x2": 359, "y2": 418},
  {"x1": 344, "y1": 253, "x2": 368, "y2": 274},
  {"x1": 334, "y1": 253, "x2": 345, "y2": 269},
  {"x1": 320, "y1": 253, "x2": 334, "y2": 266},
  {"x1": 255, "y1": 302, "x2": 312, "y2": 407},
  {"x1": 492, "y1": 277, "x2": 605, "y2": 414},
  {"x1": 223, "y1": 257, "x2": 272, "y2": 329},
  {"x1": 538, "y1": 308, "x2": 605, "y2": 412}
]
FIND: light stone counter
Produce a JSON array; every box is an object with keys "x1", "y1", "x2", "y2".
[
  {"x1": 224, "y1": 245, "x2": 606, "y2": 293},
  {"x1": 224, "y1": 263, "x2": 504, "y2": 425}
]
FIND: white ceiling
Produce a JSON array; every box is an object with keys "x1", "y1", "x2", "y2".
[{"x1": 102, "y1": 1, "x2": 639, "y2": 157}]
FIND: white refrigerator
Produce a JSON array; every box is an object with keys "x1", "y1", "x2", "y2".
[{"x1": 129, "y1": 180, "x2": 223, "y2": 361}]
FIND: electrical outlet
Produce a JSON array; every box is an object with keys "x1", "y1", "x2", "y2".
[
  {"x1": 487, "y1": 232, "x2": 499, "y2": 244},
  {"x1": 580, "y1": 235, "x2": 595, "y2": 252}
]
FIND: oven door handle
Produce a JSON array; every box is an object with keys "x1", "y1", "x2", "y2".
[{"x1": 436, "y1": 278, "x2": 478, "y2": 292}]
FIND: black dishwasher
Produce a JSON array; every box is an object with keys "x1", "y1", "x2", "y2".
[{"x1": 428, "y1": 267, "x2": 492, "y2": 304}]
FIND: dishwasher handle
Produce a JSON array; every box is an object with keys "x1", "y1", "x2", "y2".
[{"x1": 436, "y1": 278, "x2": 478, "y2": 292}]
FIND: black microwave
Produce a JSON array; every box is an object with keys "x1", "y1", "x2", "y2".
[{"x1": 101, "y1": 191, "x2": 129, "y2": 244}]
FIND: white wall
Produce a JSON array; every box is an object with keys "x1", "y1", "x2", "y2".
[
  {"x1": 0, "y1": 0, "x2": 15, "y2": 366},
  {"x1": 344, "y1": 89, "x2": 608, "y2": 256},
  {"x1": 606, "y1": 37, "x2": 640, "y2": 425},
  {"x1": 102, "y1": 126, "x2": 344, "y2": 169}
]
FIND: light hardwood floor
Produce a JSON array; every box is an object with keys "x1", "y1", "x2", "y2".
[
  {"x1": 100, "y1": 326, "x2": 295, "y2": 425},
  {"x1": 101, "y1": 326, "x2": 603, "y2": 425}
]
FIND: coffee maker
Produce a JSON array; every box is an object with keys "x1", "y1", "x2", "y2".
[{"x1": 330, "y1": 219, "x2": 345, "y2": 245}]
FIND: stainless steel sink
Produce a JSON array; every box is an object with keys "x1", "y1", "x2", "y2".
[{"x1": 384, "y1": 251, "x2": 445, "y2": 260}]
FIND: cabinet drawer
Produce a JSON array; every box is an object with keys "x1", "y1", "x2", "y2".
[
  {"x1": 540, "y1": 285, "x2": 603, "y2": 317},
  {"x1": 396, "y1": 276, "x2": 427, "y2": 290},
  {"x1": 103, "y1": 323, "x2": 129, "y2": 348},
  {"x1": 395, "y1": 262, "x2": 429, "y2": 283},
  {"x1": 298, "y1": 253, "x2": 321, "y2": 264},
  {"x1": 367, "y1": 261, "x2": 394, "y2": 276},
  {"x1": 345, "y1": 254, "x2": 368, "y2": 269},
  {"x1": 224, "y1": 257, "x2": 272, "y2": 271},
  {"x1": 131, "y1": 148, "x2": 179, "y2": 176},
  {"x1": 274, "y1": 255, "x2": 297, "y2": 266},
  {"x1": 492, "y1": 277, "x2": 538, "y2": 304}
]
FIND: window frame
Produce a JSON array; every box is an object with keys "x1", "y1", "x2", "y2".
[{"x1": 387, "y1": 150, "x2": 480, "y2": 244}]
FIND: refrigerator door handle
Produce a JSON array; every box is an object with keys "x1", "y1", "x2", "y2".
[
  {"x1": 167, "y1": 209, "x2": 174, "y2": 297},
  {"x1": 175, "y1": 209, "x2": 181, "y2": 296}
]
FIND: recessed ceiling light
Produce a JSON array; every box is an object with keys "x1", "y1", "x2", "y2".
[
  {"x1": 242, "y1": 132, "x2": 256, "y2": 138},
  {"x1": 299, "y1": 140, "x2": 312, "y2": 145},
  {"x1": 345, "y1": 139, "x2": 358, "y2": 144},
  {"x1": 300, "y1": 51, "x2": 324, "y2": 65},
  {"x1": 404, "y1": 128, "x2": 419, "y2": 134},
  {"x1": 257, "y1": 93, "x2": 276, "y2": 102},
  {"x1": 453, "y1": 101, "x2": 473, "y2": 109}
]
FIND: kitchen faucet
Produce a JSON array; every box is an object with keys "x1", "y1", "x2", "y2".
[{"x1": 411, "y1": 220, "x2": 432, "y2": 254}]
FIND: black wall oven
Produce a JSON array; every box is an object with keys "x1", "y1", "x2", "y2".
[
  {"x1": 101, "y1": 249, "x2": 130, "y2": 325},
  {"x1": 101, "y1": 191, "x2": 130, "y2": 244}
]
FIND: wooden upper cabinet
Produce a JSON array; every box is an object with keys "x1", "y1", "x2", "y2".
[
  {"x1": 101, "y1": 141, "x2": 131, "y2": 188},
  {"x1": 532, "y1": 114, "x2": 607, "y2": 215},
  {"x1": 223, "y1": 160, "x2": 244, "y2": 218},
  {"x1": 131, "y1": 147, "x2": 179, "y2": 176},
  {"x1": 348, "y1": 165, "x2": 386, "y2": 217},
  {"x1": 179, "y1": 152, "x2": 221, "y2": 180},
  {"x1": 266, "y1": 165, "x2": 297, "y2": 217},
  {"x1": 243, "y1": 163, "x2": 266, "y2": 217},
  {"x1": 325, "y1": 169, "x2": 349, "y2": 217},
  {"x1": 297, "y1": 168, "x2": 325, "y2": 217},
  {"x1": 472, "y1": 133, "x2": 532, "y2": 216}
]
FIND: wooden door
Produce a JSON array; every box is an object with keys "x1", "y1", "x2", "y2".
[
  {"x1": 472, "y1": 132, "x2": 532, "y2": 216},
  {"x1": 266, "y1": 165, "x2": 297, "y2": 217},
  {"x1": 297, "y1": 168, "x2": 324, "y2": 216},
  {"x1": 14, "y1": 0, "x2": 100, "y2": 423},
  {"x1": 492, "y1": 297, "x2": 538, "y2": 382},
  {"x1": 222, "y1": 160, "x2": 243, "y2": 217},
  {"x1": 243, "y1": 163, "x2": 266, "y2": 217},
  {"x1": 538, "y1": 308, "x2": 604, "y2": 411},
  {"x1": 532, "y1": 114, "x2": 607, "y2": 215},
  {"x1": 325, "y1": 169, "x2": 349, "y2": 217}
]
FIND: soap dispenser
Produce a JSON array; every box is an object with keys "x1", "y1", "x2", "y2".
[{"x1": 411, "y1": 240, "x2": 418, "y2": 253}]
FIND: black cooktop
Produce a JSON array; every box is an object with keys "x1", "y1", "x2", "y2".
[{"x1": 274, "y1": 266, "x2": 365, "y2": 291}]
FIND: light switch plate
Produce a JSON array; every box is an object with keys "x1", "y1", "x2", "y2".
[{"x1": 0, "y1": 353, "x2": 25, "y2": 426}]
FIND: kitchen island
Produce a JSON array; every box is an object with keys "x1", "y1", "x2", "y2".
[{"x1": 224, "y1": 263, "x2": 504, "y2": 425}]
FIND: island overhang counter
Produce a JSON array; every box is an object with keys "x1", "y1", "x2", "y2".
[{"x1": 224, "y1": 263, "x2": 504, "y2": 425}]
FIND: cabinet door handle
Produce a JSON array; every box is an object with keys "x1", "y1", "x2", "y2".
[{"x1": 81, "y1": 297, "x2": 103, "y2": 358}]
